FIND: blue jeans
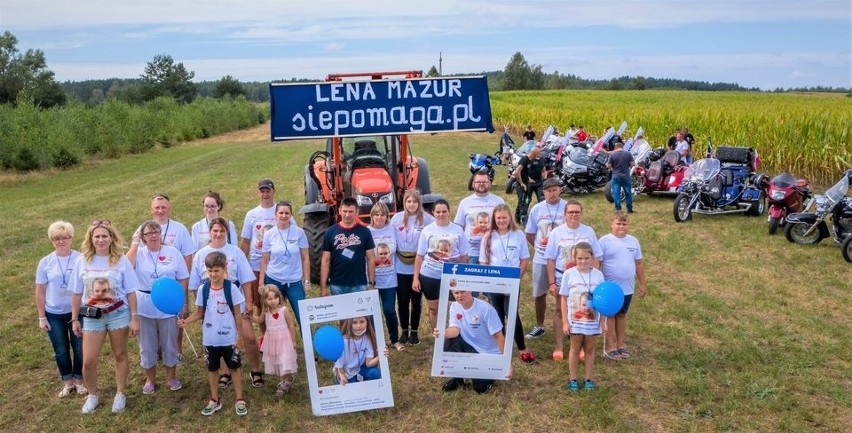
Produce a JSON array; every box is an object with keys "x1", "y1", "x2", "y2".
[
  {"x1": 330, "y1": 284, "x2": 367, "y2": 295},
  {"x1": 611, "y1": 176, "x2": 634, "y2": 211},
  {"x1": 378, "y1": 287, "x2": 399, "y2": 344},
  {"x1": 333, "y1": 364, "x2": 381, "y2": 384},
  {"x1": 264, "y1": 276, "x2": 306, "y2": 327},
  {"x1": 46, "y1": 311, "x2": 83, "y2": 381}
]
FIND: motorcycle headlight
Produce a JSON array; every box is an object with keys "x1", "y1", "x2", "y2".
[
  {"x1": 770, "y1": 190, "x2": 786, "y2": 200},
  {"x1": 355, "y1": 195, "x2": 373, "y2": 207},
  {"x1": 379, "y1": 192, "x2": 394, "y2": 204}
]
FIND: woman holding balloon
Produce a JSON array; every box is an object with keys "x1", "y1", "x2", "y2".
[{"x1": 126, "y1": 220, "x2": 190, "y2": 394}]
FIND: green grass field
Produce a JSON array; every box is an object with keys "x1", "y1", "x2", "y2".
[{"x1": 1, "y1": 125, "x2": 850, "y2": 432}]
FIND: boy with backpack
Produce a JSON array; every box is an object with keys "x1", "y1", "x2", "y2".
[{"x1": 178, "y1": 251, "x2": 247, "y2": 416}]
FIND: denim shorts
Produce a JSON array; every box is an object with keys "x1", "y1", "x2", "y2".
[{"x1": 82, "y1": 305, "x2": 131, "y2": 333}]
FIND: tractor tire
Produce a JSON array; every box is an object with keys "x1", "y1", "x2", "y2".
[
  {"x1": 841, "y1": 234, "x2": 852, "y2": 263},
  {"x1": 415, "y1": 157, "x2": 432, "y2": 194},
  {"x1": 304, "y1": 165, "x2": 319, "y2": 205},
  {"x1": 768, "y1": 216, "x2": 781, "y2": 235},
  {"x1": 505, "y1": 178, "x2": 516, "y2": 194},
  {"x1": 303, "y1": 211, "x2": 332, "y2": 284},
  {"x1": 784, "y1": 222, "x2": 823, "y2": 245},
  {"x1": 673, "y1": 194, "x2": 693, "y2": 223}
]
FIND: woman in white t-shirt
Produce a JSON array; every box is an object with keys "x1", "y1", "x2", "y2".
[
  {"x1": 479, "y1": 204, "x2": 536, "y2": 364},
  {"x1": 389, "y1": 190, "x2": 434, "y2": 346},
  {"x1": 368, "y1": 202, "x2": 404, "y2": 351},
  {"x1": 190, "y1": 191, "x2": 239, "y2": 250},
  {"x1": 126, "y1": 220, "x2": 190, "y2": 395},
  {"x1": 413, "y1": 199, "x2": 469, "y2": 331},
  {"x1": 258, "y1": 201, "x2": 310, "y2": 327},
  {"x1": 35, "y1": 221, "x2": 86, "y2": 398}
]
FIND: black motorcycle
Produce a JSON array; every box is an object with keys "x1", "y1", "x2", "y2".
[
  {"x1": 558, "y1": 145, "x2": 610, "y2": 194},
  {"x1": 785, "y1": 170, "x2": 852, "y2": 245}
]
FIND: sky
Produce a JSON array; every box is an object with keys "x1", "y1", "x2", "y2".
[{"x1": 2, "y1": 0, "x2": 850, "y2": 90}]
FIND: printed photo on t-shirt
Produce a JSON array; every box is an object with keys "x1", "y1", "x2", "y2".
[
  {"x1": 84, "y1": 275, "x2": 117, "y2": 306},
  {"x1": 374, "y1": 242, "x2": 393, "y2": 268},
  {"x1": 468, "y1": 212, "x2": 491, "y2": 237},
  {"x1": 569, "y1": 291, "x2": 595, "y2": 322},
  {"x1": 536, "y1": 219, "x2": 557, "y2": 247},
  {"x1": 254, "y1": 222, "x2": 275, "y2": 249},
  {"x1": 428, "y1": 236, "x2": 456, "y2": 262}
]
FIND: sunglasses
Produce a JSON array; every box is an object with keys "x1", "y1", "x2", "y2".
[
  {"x1": 151, "y1": 193, "x2": 170, "y2": 200},
  {"x1": 91, "y1": 220, "x2": 111, "y2": 227}
]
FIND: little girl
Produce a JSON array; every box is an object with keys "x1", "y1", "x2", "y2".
[
  {"x1": 333, "y1": 316, "x2": 381, "y2": 385},
  {"x1": 558, "y1": 242, "x2": 605, "y2": 392},
  {"x1": 251, "y1": 285, "x2": 298, "y2": 396}
]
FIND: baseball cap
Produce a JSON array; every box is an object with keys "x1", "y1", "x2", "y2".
[
  {"x1": 257, "y1": 179, "x2": 275, "y2": 190},
  {"x1": 542, "y1": 177, "x2": 561, "y2": 189}
]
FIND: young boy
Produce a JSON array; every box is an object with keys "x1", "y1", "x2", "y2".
[
  {"x1": 434, "y1": 289, "x2": 505, "y2": 394},
  {"x1": 598, "y1": 211, "x2": 647, "y2": 360},
  {"x1": 178, "y1": 252, "x2": 247, "y2": 416}
]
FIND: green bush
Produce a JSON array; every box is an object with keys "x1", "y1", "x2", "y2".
[{"x1": 51, "y1": 146, "x2": 80, "y2": 169}]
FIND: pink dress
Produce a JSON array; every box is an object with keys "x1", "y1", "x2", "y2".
[{"x1": 260, "y1": 308, "x2": 298, "y2": 376}]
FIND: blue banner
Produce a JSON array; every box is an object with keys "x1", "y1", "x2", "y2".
[
  {"x1": 270, "y1": 76, "x2": 494, "y2": 140},
  {"x1": 441, "y1": 262, "x2": 521, "y2": 279}
]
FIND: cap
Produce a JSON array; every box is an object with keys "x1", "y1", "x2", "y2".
[
  {"x1": 542, "y1": 177, "x2": 561, "y2": 189},
  {"x1": 612, "y1": 135, "x2": 624, "y2": 144},
  {"x1": 257, "y1": 179, "x2": 275, "y2": 190}
]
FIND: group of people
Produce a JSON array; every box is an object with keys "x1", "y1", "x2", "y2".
[{"x1": 35, "y1": 171, "x2": 648, "y2": 417}]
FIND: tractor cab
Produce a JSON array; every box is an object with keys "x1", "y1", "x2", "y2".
[{"x1": 338, "y1": 135, "x2": 395, "y2": 218}]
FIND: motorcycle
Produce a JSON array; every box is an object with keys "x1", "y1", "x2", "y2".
[
  {"x1": 467, "y1": 153, "x2": 500, "y2": 190},
  {"x1": 673, "y1": 148, "x2": 765, "y2": 222},
  {"x1": 784, "y1": 170, "x2": 852, "y2": 245},
  {"x1": 752, "y1": 172, "x2": 814, "y2": 235},
  {"x1": 842, "y1": 230, "x2": 852, "y2": 262},
  {"x1": 559, "y1": 144, "x2": 611, "y2": 195}
]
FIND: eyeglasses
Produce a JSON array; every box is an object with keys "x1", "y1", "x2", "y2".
[
  {"x1": 141, "y1": 231, "x2": 161, "y2": 237},
  {"x1": 565, "y1": 211, "x2": 582, "y2": 215},
  {"x1": 203, "y1": 204, "x2": 219, "y2": 209},
  {"x1": 52, "y1": 236, "x2": 71, "y2": 242},
  {"x1": 91, "y1": 220, "x2": 111, "y2": 227},
  {"x1": 151, "y1": 193, "x2": 170, "y2": 201},
  {"x1": 473, "y1": 181, "x2": 490, "y2": 184}
]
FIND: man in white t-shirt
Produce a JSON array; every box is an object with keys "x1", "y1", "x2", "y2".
[
  {"x1": 524, "y1": 177, "x2": 566, "y2": 340},
  {"x1": 454, "y1": 171, "x2": 505, "y2": 265},
  {"x1": 240, "y1": 179, "x2": 277, "y2": 312},
  {"x1": 437, "y1": 289, "x2": 505, "y2": 394},
  {"x1": 543, "y1": 199, "x2": 602, "y2": 362}
]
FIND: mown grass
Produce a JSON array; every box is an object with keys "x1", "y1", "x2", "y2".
[{"x1": 1, "y1": 126, "x2": 850, "y2": 432}]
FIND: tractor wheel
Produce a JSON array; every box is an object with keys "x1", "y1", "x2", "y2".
[
  {"x1": 768, "y1": 216, "x2": 781, "y2": 235},
  {"x1": 414, "y1": 157, "x2": 432, "y2": 194},
  {"x1": 303, "y1": 211, "x2": 332, "y2": 284},
  {"x1": 673, "y1": 194, "x2": 693, "y2": 223},
  {"x1": 841, "y1": 235, "x2": 852, "y2": 263}
]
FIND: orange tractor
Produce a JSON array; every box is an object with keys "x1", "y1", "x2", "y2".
[{"x1": 300, "y1": 71, "x2": 442, "y2": 283}]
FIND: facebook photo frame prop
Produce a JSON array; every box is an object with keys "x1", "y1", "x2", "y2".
[
  {"x1": 431, "y1": 263, "x2": 518, "y2": 381},
  {"x1": 299, "y1": 292, "x2": 393, "y2": 416},
  {"x1": 270, "y1": 76, "x2": 494, "y2": 140}
]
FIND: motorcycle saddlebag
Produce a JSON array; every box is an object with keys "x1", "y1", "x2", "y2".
[
  {"x1": 646, "y1": 162, "x2": 663, "y2": 183},
  {"x1": 715, "y1": 146, "x2": 754, "y2": 166}
]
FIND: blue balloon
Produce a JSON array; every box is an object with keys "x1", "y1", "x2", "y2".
[
  {"x1": 313, "y1": 325, "x2": 344, "y2": 362},
  {"x1": 590, "y1": 281, "x2": 625, "y2": 317},
  {"x1": 150, "y1": 278, "x2": 186, "y2": 315}
]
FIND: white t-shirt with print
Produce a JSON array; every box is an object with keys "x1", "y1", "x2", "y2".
[
  {"x1": 190, "y1": 244, "x2": 256, "y2": 291},
  {"x1": 479, "y1": 229, "x2": 530, "y2": 267},
  {"x1": 524, "y1": 199, "x2": 566, "y2": 265},
  {"x1": 261, "y1": 225, "x2": 308, "y2": 283},
  {"x1": 134, "y1": 244, "x2": 190, "y2": 319},
  {"x1": 196, "y1": 283, "x2": 245, "y2": 347},
  {"x1": 35, "y1": 250, "x2": 81, "y2": 314},
  {"x1": 241, "y1": 205, "x2": 277, "y2": 271},
  {"x1": 334, "y1": 336, "x2": 376, "y2": 378},
  {"x1": 448, "y1": 298, "x2": 503, "y2": 354},
  {"x1": 544, "y1": 223, "x2": 603, "y2": 274},
  {"x1": 453, "y1": 194, "x2": 505, "y2": 258},
  {"x1": 416, "y1": 222, "x2": 469, "y2": 280},
  {"x1": 559, "y1": 267, "x2": 605, "y2": 335},
  {"x1": 390, "y1": 212, "x2": 434, "y2": 275},
  {"x1": 137, "y1": 219, "x2": 196, "y2": 258},
  {"x1": 599, "y1": 233, "x2": 642, "y2": 296},
  {"x1": 69, "y1": 255, "x2": 140, "y2": 307},
  {"x1": 369, "y1": 224, "x2": 397, "y2": 289},
  {"x1": 191, "y1": 218, "x2": 239, "y2": 250}
]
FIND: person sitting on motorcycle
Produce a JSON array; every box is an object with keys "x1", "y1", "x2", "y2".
[
  {"x1": 673, "y1": 130, "x2": 692, "y2": 164},
  {"x1": 499, "y1": 125, "x2": 515, "y2": 165},
  {"x1": 513, "y1": 146, "x2": 547, "y2": 224}
]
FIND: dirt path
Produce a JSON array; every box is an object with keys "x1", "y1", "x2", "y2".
[{"x1": 187, "y1": 123, "x2": 271, "y2": 145}]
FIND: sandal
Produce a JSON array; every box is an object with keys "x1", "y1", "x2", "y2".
[
  {"x1": 603, "y1": 350, "x2": 623, "y2": 361},
  {"x1": 617, "y1": 348, "x2": 631, "y2": 359},
  {"x1": 75, "y1": 384, "x2": 89, "y2": 395},
  {"x1": 552, "y1": 350, "x2": 564, "y2": 361},
  {"x1": 218, "y1": 373, "x2": 232, "y2": 389},
  {"x1": 250, "y1": 371, "x2": 264, "y2": 388},
  {"x1": 275, "y1": 379, "x2": 293, "y2": 396},
  {"x1": 393, "y1": 342, "x2": 405, "y2": 352},
  {"x1": 58, "y1": 384, "x2": 76, "y2": 398}
]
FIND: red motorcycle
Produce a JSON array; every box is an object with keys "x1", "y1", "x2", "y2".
[{"x1": 754, "y1": 172, "x2": 814, "y2": 234}]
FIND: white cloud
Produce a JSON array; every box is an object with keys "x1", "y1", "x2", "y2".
[{"x1": 325, "y1": 42, "x2": 345, "y2": 52}]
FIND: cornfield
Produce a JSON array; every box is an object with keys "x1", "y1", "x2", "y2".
[{"x1": 491, "y1": 90, "x2": 851, "y2": 185}]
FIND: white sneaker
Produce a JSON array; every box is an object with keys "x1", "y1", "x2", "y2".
[
  {"x1": 111, "y1": 393, "x2": 126, "y2": 413},
  {"x1": 81, "y1": 394, "x2": 99, "y2": 414}
]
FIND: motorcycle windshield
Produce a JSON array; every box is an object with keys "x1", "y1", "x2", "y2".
[
  {"x1": 631, "y1": 141, "x2": 652, "y2": 163},
  {"x1": 684, "y1": 158, "x2": 720, "y2": 181},
  {"x1": 771, "y1": 173, "x2": 797, "y2": 188},
  {"x1": 470, "y1": 154, "x2": 488, "y2": 165},
  {"x1": 567, "y1": 146, "x2": 591, "y2": 166},
  {"x1": 824, "y1": 176, "x2": 850, "y2": 205},
  {"x1": 519, "y1": 141, "x2": 536, "y2": 155}
]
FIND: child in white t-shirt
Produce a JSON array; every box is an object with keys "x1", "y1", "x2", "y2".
[{"x1": 334, "y1": 316, "x2": 382, "y2": 384}]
